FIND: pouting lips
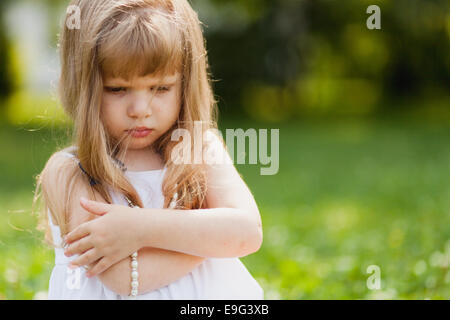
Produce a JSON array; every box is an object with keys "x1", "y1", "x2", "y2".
[{"x1": 127, "y1": 128, "x2": 153, "y2": 138}]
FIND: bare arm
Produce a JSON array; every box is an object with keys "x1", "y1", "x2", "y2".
[
  {"x1": 98, "y1": 247, "x2": 205, "y2": 295},
  {"x1": 135, "y1": 206, "x2": 262, "y2": 258},
  {"x1": 43, "y1": 152, "x2": 206, "y2": 295}
]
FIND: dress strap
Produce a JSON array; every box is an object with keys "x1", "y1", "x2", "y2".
[
  {"x1": 58, "y1": 151, "x2": 76, "y2": 159},
  {"x1": 77, "y1": 162, "x2": 100, "y2": 186}
]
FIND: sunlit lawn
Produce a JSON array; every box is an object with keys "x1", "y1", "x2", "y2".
[{"x1": 0, "y1": 115, "x2": 449, "y2": 299}]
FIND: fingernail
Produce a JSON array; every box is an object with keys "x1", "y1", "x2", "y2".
[
  {"x1": 80, "y1": 197, "x2": 88, "y2": 204},
  {"x1": 68, "y1": 264, "x2": 77, "y2": 270}
]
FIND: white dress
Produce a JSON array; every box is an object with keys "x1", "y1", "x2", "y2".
[{"x1": 47, "y1": 151, "x2": 264, "y2": 300}]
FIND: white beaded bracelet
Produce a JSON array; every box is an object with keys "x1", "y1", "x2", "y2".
[
  {"x1": 124, "y1": 196, "x2": 140, "y2": 298},
  {"x1": 129, "y1": 251, "x2": 139, "y2": 298},
  {"x1": 124, "y1": 184, "x2": 178, "y2": 298}
]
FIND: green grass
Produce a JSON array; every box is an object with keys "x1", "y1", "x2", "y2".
[{"x1": 0, "y1": 115, "x2": 449, "y2": 299}]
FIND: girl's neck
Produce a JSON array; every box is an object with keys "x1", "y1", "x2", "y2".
[{"x1": 120, "y1": 147, "x2": 164, "y2": 171}]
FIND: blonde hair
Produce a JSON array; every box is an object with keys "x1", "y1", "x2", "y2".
[{"x1": 33, "y1": 0, "x2": 220, "y2": 244}]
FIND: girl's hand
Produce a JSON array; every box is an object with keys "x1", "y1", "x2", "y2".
[{"x1": 63, "y1": 197, "x2": 143, "y2": 277}]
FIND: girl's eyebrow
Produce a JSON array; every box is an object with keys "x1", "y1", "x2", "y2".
[
  {"x1": 103, "y1": 82, "x2": 176, "y2": 89},
  {"x1": 104, "y1": 75, "x2": 179, "y2": 86}
]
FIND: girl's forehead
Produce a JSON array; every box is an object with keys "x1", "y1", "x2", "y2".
[{"x1": 103, "y1": 72, "x2": 180, "y2": 84}]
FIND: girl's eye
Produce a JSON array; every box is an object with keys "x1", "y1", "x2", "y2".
[
  {"x1": 105, "y1": 87, "x2": 127, "y2": 93},
  {"x1": 104, "y1": 86, "x2": 170, "y2": 94},
  {"x1": 151, "y1": 86, "x2": 171, "y2": 93}
]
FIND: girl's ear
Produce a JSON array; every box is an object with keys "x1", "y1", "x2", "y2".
[{"x1": 80, "y1": 197, "x2": 110, "y2": 216}]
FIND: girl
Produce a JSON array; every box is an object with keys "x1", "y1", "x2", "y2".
[{"x1": 33, "y1": 0, "x2": 264, "y2": 299}]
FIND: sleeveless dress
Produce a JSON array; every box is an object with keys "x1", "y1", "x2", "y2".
[{"x1": 47, "y1": 150, "x2": 264, "y2": 300}]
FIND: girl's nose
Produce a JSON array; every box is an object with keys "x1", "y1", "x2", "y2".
[{"x1": 128, "y1": 92, "x2": 152, "y2": 118}]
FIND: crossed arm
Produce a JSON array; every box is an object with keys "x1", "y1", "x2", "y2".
[
  {"x1": 67, "y1": 204, "x2": 261, "y2": 295},
  {"x1": 96, "y1": 247, "x2": 207, "y2": 295}
]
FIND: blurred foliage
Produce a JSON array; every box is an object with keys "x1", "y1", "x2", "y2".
[
  {"x1": 0, "y1": 2, "x2": 15, "y2": 108},
  {"x1": 195, "y1": 0, "x2": 450, "y2": 121},
  {"x1": 4, "y1": 90, "x2": 71, "y2": 128},
  {"x1": 1, "y1": 0, "x2": 449, "y2": 124}
]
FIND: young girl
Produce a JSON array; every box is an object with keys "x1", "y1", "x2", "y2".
[{"x1": 33, "y1": 0, "x2": 263, "y2": 299}]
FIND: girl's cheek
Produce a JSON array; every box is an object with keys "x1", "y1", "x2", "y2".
[
  {"x1": 103, "y1": 96, "x2": 120, "y2": 106},
  {"x1": 152, "y1": 104, "x2": 163, "y2": 113}
]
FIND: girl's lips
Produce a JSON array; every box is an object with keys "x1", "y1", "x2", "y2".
[{"x1": 128, "y1": 129, "x2": 153, "y2": 138}]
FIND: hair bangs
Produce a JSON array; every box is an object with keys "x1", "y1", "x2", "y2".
[{"x1": 98, "y1": 8, "x2": 184, "y2": 80}]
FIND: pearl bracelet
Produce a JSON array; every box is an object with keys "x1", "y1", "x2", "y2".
[
  {"x1": 124, "y1": 185, "x2": 178, "y2": 298},
  {"x1": 124, "y1": 196, "x2": 139, "y2": 298},
  {"x1": 129, "y1": 251, "x2": 139, "y2": 298}
]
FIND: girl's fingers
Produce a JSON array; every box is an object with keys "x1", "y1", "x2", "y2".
[
  {"x1": 64, "y1": 223, "x2": 90, "y2": 244},
  {"x1": 69, "y1": 248, "x2": 101, "y2": 270},
  {"x1": 85, "y1": 257, "x2": 112, "y2": 278},
  {"x1": 64, "y1": 236, "x2": 93, "y2": 257},
  {"x1": 80, "y1": 197, "x2": 110, "y2": 216}
]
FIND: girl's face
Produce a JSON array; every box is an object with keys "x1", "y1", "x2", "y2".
[{"x1": 100, "y1": 72, "x2": 182, "y2": 151}]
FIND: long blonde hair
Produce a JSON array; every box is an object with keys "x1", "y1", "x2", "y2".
[{"x1": 33, "y1": 0, "x2": 220, "y2": 244}]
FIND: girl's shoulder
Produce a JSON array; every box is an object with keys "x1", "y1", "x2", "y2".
[
  {"x1": 40, "y1": 147, "x2": 83, "y2": 202},
  {"x1": 58, "y1": 145, "x2": 79, "y2": 160},
  {"x1": 41, "y1": 145, "x2": 98, "y2": 206},
  {"x1": 43, "y1": 146, "x2": 77, "y2": 174},
  {"x1": 41, "y1": 146, "x2": 79, "y2": 183},
  {"x1": 41, "y1": 146, "x2": 107, "y2": 235}
]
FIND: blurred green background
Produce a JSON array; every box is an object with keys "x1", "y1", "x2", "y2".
[{"x1": 0, "y1": 0, "x2": 449, "y2": 299}]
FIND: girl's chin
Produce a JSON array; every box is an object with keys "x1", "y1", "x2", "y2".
[{"x1": 128, "y1": 138, "x2": 155, "y2": 149}]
